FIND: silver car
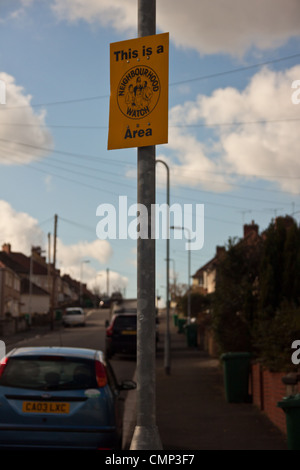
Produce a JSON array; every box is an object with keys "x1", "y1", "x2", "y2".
[{"x1": 63, "y1": 307, "x2": 86, "y2": 327}]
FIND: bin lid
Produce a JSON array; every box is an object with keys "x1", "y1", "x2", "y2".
[
  {"x1": 221, "y1": 352, "x2": 252, "y2": 360},
  {"x1": 278, "y1": 394, "x2": 300, "y2": 409}
]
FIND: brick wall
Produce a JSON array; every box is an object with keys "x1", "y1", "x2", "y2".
[{"x1": 251, "y1": 363, "x2": 300, "y2": 435}]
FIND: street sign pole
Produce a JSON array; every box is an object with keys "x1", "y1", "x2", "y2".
[{"x1": 130, "y1": 0, "x2": 162, "y2": 450}]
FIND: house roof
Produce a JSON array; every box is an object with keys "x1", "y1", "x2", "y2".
[
  {"x1": 10, "y1": 252, "x2": 49, "y2": 275},
  {"x1": 192, "y1": 246, "x2": 226, "y2": 279},
  {"x1": 0, "y1": 252, "x2": 27, "y2": 274},
  {"x1": 192, "y1": 257, "x2": 217, "y2": 279},
  {"x1": 192, "y1": 223, "x2": 261, "y2": 280},
  {"x1": 62, "y1": 274, "x2": 92, "y2": 296},
  {"x1": 0, "y1": 250, "x2": 50, "y2": 276},
  {"x1": 21, "y1": 278, "x2": 50, "y2": 296},
  {"x1": 62, "y1": 274, "x2": 80, "y2": 289}
]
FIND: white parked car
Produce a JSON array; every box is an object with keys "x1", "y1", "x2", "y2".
[{"x1": 63, "y1": 307, "x2": 86, "y2": 327}]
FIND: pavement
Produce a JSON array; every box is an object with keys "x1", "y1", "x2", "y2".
[{"x1": 123, "y1": 312, "x2": 289, "y2": 451}]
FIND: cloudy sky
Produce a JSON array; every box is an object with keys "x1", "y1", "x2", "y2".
[{"x1": 1, "y1": 0, "x2": 300, "y2": 300}]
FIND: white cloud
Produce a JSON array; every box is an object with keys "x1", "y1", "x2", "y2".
[
  {"x1": 51, "y1": 0, "x2": 136, "y2": 32},
  {"x1": 0, "y1": 201, "x2": 128, "y2": 291},
  {"x1": 0, "y1": 73, "x2": 53, "y2": 165},
  {"x1": 61, "y1": 264, "x2": 128, "y2": 295},
  {"x1": 164, "y1": 65, "x2": 300, "y2": 194},
  {"x1": 102, "y1": 269, "x2": 128, "y2": 294},
  {"x1": 56, "y1": 239, "x2": 112, "y2": 267},
  {"x1": 50, "y1": 0, "x2": 300, "y2": 56},
  {"x1": 55, "y1": 239, "x2": 129, "y2": 292},
  {"x1": 158, "y1": 0, "x2": 300, "y2": 57},
  {"x1": 0, "y1": 200, "x2": 44, "y2": 254}
]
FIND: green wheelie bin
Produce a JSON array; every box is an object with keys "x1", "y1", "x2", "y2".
[
  {"x1": 278, "y1": 394, "x2": 300, "y2": 450},
  {"x1": 177, "y1": 317, "x2": 187, "y2": 334},
  {"x1": 221, "y1": 352, "x2": 252, "y2": 403},
  {"x1": 185, "y1": 323, "x2": 198, "y2": 347}
]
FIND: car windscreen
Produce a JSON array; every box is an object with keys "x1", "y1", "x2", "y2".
[
  {"x1": 65, "y1": 310, "x2": 83, "y2": 315},
  {"x1": 0, "y1": 356, "x2": 97, "y2": 391},
  {"x1": 113, "y1": 315, "x2": 137, "y2": 330}
]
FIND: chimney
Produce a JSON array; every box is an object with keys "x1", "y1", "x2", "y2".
[
  {"x1": 2, "y1": 243, "x2": 11, "y2": 254},
  {"x1": 216, "y1": 246, "x2": 225, "y2": 257},
  {"x1": 243, "y1": 220, "x2": 259, "y2": 239},
  {"x1": 32, "y1": 246, "x2": 42, "y2": 256}
]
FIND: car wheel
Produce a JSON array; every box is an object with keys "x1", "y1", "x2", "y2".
[{"x1": 116, "y1": 433, "x2": 123, "y2": 450}]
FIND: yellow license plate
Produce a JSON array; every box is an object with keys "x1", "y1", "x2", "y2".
[
  {"x1": 22, "y1": 401, "x2": 70, "y2": 414},
  {"x1": 121, "y1": 330, "x2": 137, "y2": 335}
]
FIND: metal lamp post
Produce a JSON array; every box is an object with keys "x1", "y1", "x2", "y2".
[
  {"x1": 170, "y1": 226, "x2": 191, "y2": 325},
  {"x1": 156, "y1": 159, "x2": 171, "y2": 375},
  {"x1": 169, "y1": 258, "x2": 177, "y2": 300},
  {"x1": 156, "y1": 160, "x2": 171, "y2": 375}
]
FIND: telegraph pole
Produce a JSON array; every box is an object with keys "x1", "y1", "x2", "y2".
[
  {"x1": 28, "y1": 247, "x2": 33, "y2": 327},
  {"x1": 50, "y1": 214, "x2": 57, "y2": 330},
  {"x1": 130, "y1": 0, "x2": 162, "y2": 450},
  {"x1": 47, "y1": 232, "x2": 51, "y2": 293}
]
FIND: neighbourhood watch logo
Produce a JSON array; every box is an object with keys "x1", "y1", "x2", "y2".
[
  {"x1": 96, "y1": 196, "x2": 204, "y2": 251},
  {"x1": 117, "y1": 66, "x2": 160, "y2": 120}
]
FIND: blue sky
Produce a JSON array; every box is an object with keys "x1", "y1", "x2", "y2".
[{"x1": 0, "y1": 0, "x2": 300, "y2": 301}]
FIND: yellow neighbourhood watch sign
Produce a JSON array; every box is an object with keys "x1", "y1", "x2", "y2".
[{"x1": 108, "y1": 32, "x2": 169, "y2": 150}]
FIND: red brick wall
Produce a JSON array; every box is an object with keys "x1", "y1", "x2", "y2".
[
  {"x1": 251, "y1": 363, "x2": 299, "y2": 435},
  {"x1": 251, "y1": 362, "x2": 263, "y2": 409}
]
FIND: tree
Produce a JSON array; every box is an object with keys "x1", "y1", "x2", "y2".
[
  {"x1": 253, "y1": 300, "x2": 300, "y2": 371},
  {"x1": 169, "y1": 282, "x2": 188, "y2": 302},
  {"x1": 212, "y1": 236, "x2": 262, "y2": 354},
  {"x1": 253, "y1": 216, "x2": 300, "y2": 371},
  {"x1": 177, "y1": 291, "x2": 211, "y2": 317}
]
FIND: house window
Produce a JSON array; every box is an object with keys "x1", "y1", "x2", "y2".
[
  {"x1": 5, "y1": 272, "x2": 12, "y2": 288},
  {"x1": 14, "y1": 277, "x2": 20, "y2": 292}
]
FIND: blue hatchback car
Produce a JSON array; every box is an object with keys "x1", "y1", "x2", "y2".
[{"x1": 0, "y1": 346, "x2": 136, "y2": 450}]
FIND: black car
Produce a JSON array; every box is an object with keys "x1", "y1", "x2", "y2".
[
  {"x1": 105, "y1": 314, "x2": 137, "y2": 359},
  {"x1": 105, "y1": 312, "x2": 160, "y2": 359}
]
